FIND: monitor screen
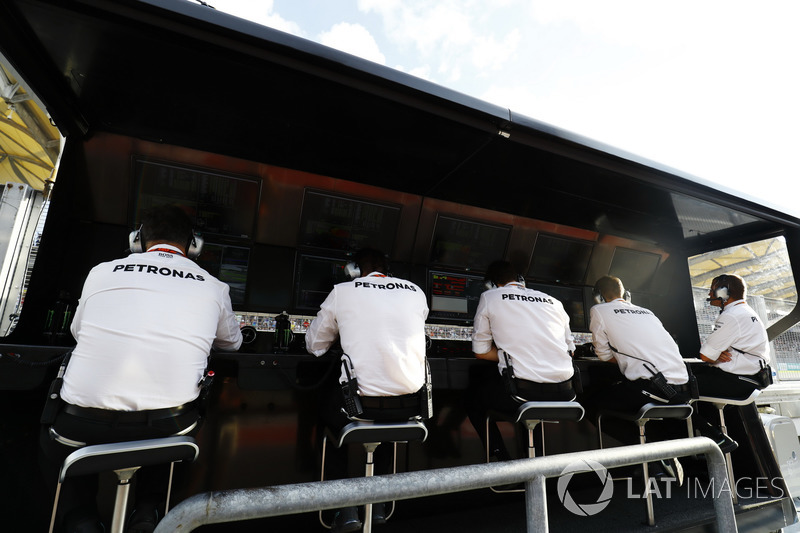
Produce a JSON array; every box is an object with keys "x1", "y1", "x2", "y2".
[
  {"x1": 196, "y1": 243, "x2": 250, "y2": 305},
  {"x1": 294, "y1": 254, "x2": 350, "y2": 312},
  {"x1": 428, "y1": 270, "x2": 486, "y2": 323},
  {"x1": 298, "y1": 190, "x2": 401, "y2": 253},
  {"x1": 528, "y1": 282, "x2": 588, "y2": 332},
  {"x1": 608, "y1": 248, "x2": 661, "y2": 292},
  {"x1": 429, "y1": 215, "x2": 510, "y2": 270},
  {"x1": 527, "y1": 234, "x2": 593, "y2": 284},
  {"x1": 133, "y1": 159, "x2": 261, "y2": 240}
]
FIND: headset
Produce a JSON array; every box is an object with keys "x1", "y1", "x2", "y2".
[
  {"x1": 592, "y1": 286, "x2": 631, "y2": 304},
  {"x1": 344, "y1": 261, "x2": 361, "y2": 280},
  {"x1": 485, "y1": 274, "x2": 525, "y2": 291},
  {"x1": 129, "y1": 225, "x2": 204, "y2": 259},
  {"x1": 709, "y1": 275, "x2": 730, "y2": 303}
]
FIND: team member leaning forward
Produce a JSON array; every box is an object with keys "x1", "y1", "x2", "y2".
[
  {"x1": 39, "y1": 204, "x2": 242, "y2": 533},
  {"x1": 692, "y1": 273, "x2": 771, "y2": 452},
  {"x1": 305, "y1": 248, "x2": 429, "y2": 533},
  {"x1": 586, "y1": 276, "x2": 691, "y2": 455},
  {"x1": 467, "y1": 260, "x2": 576, "y2": 462}
]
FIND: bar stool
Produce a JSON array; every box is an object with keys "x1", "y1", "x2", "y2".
[
  {"x1": 320, "y1": 419, "x2": 428, "y2": 533},
  {"x1": 597, "y1": 402, "x2": 693, "y2": 526},
  {"x1": 48, "y1": 436, "x2": 199, "y2": 533},
  {"x1": 691, "y1": 389, "x2": 761, "y2": 504},
  {"x1": 486, "y1": 400, "x2": 584, "y2": 492}
]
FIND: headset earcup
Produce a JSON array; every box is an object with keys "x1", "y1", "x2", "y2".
[
  {"x1": 344, "y1": 262, "x2": 361, "y2": 280},
  {"x1": 592, "y1": 286, "x2": 604, "y2": 304},
  {"x1": 716, "y1": 287, "x2": 729, "y2": 301},
  {"x1": 187, "y1": 233, "x2": 204, "y2": 259},
  {"x1": 129, "y1": 229, "x2": 143, "y2": 254}
]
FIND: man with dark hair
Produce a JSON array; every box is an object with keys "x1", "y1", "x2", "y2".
[
  {"x1": 691, "y1": 274, "x2": 770, "y2": 451},
  {"x1": 40, "y1": 204, "x2": 242, "y2": 533},
  {"x1": 305, "y1": 248, "x2": 429, "y2": 533},
  {"x1": 466, "y1": 260, "x2": 575, "y2": 461}
]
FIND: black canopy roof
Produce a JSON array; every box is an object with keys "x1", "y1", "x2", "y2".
[{"x1": 0, "y1": 0, "x2": 795, "y2": 249}]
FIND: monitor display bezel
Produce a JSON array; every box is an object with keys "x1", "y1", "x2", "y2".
[
  {"x1": 297, "y1": 189, "x2": 402, "y2": 254},
  {"x1": 428, "y1": 214, "x2": 511, "y2": 271},
  {"x1": 131, "y1": 158, "x2": 261, "y2": 242},
  {"x1": 527, "y1": 233, "x2": 594, "y2": 285},
  {"x1": 427, "y1": 269, "x2": 487, "y2": 325}
]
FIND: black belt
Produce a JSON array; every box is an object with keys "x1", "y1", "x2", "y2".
[
  {"x1": 515, "y1": 378, "x2": 574, "y2": 394},
  {"x1": 62, "y1": 399, "x2": 198, "y2": 423},
  {"x1": 360, "y1": 393, "x2": 420, "y2": 410}
]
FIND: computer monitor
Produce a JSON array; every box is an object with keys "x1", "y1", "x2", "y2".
[
  {"x1": 133, "y1": 159, "x2": 260, "y2": 240},
  {"x1": 298, "y1": 189, "x2": 401, "y2": 253},
  {"x1": 527, "y1": 234, "x2": 593, "y2": 284},
  {"x1": 608, "y1": 248, "x2": 661, "y2": 292},
  {"x1": 428, "y1": 270, "x2": 486, "y2": 324},
  {"x1": 429, "y1": 215, "x2": 510, "y2": 270},
  {"x1": 293, "y1": 254, "x2": 350, "y2": 312},
  {"x1": 528, "y1": 282, "x2": 588, "y2": 332},
  {"x1": 196, "y1": 243, "x2": 250, "y2": 305}
]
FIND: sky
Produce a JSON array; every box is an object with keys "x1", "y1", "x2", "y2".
[{"x1": 204, "y1": 0, "x2": 800, "y2": 216}]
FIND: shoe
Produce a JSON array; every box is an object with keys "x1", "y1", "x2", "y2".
[
  {"x1": 331, "y1": 506, "x2": 362, "y2": 533},
  {"x1": 67, "y1": 517, "x2": 105, "y2": 533},
  {"x1": 63, "y1": 509, "x2": 105, "y2": 533},
  {"x1": 371, "y1": 502, "x2": 387, "y2": 524},
  {"x1": 660, "y1": 458, "x2": 684, "y2": 486},
  {"x1": 699, "y1": 425, "x2": 739, "y2": 454},
  {"x1": 490, "y1": 448, "x2": 511, "y2": 462},
  {"x1": 126, "y1": 503, "x2": 159, "y2": 533}
]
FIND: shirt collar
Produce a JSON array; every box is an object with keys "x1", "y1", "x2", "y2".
[{"x1": 146, "y1": 244, "x2": 184, "y2": 256}]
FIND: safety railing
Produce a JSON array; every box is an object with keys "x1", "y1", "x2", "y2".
[{"x1": 154, "y1": 437, "x2": 736, "y2": 533}]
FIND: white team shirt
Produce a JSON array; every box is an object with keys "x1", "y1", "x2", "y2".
[
  {"x1": 700, "y1": 299, "x2": 770, "y2": 375},
  {"x1": 62, "y1": 244, "x2": 242, "y2": 411},
  {"x1": 305, "y1": 272, "x2": 429, "y2": 397},
  {"x1": 472, "y1": 282, "x2": 575, "y2": 383},
  {"x1": 589, "y1": 298, "x2": 688, "y2": 384}
]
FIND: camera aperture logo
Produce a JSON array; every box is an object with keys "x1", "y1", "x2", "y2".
[{"x1": 557, "y1": 459, "x2": 614, "y2": 516}]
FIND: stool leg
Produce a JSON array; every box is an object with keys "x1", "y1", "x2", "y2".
[
  {"x1": 318, "y1": 436, "x2": 330, "y2": 529},
  {"x1": 717, "y1": 405, "x2": 738, "y2": 505},
  {"x1": 48, "y1": 481, "x2": 63, "y2": 533},
  {"x1": 363, "y1": 442, "x2": 380, "y2": 533},
  {"x1": 597, "y1": 414, "x2": 605, "y2": 449},
  {"x1": 165, "y1": 462, "x2": 176, "y2": 515},
  {"x1": 638, "y1": 421, "x2": 655, "y2": 527},
  {"x1": 524, "y1": 420, "x2": 542, "y2": 458},
  {"x1": 110, "y1": 467, "x2": 139, "y2": 533}
]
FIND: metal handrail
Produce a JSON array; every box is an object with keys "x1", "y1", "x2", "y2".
[{"x1": 155, "y1": 437, "x2": 736, "y2": 533}]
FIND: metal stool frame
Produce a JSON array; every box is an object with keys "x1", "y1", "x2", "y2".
[
  {"x1": 689, "y1": 389, "x2": 761, "y2": 504},
  {"x1": 319, "y1": 420, "x2": 427, "y2": 533},
  {"x1": 485, "y1": 400, "x2": 584, "y2": 493},
  {"x1": 597, "y1": 402, "x2": 693, "y2": 526},
  {"x1": 48, "y1": 436, "x2": 199, "y2": 533}
]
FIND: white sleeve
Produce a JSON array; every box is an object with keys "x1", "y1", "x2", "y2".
[
  {"x1": 590, "y1": 306, "x2": 613, "y2": 361},
  {"x1": 471, "y1": 294, "x2": 493, "y2": 354},
  {"x1": 213, "y1": 283, "x2": 243, "y2": 351},
  {"x1": 305, "y1": 289, "x2": 339, "y2": 356}
]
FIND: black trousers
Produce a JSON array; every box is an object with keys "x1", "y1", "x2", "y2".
[
  {"x1": 585, "y1": 378, "x2": 691, "y2": 446},
  {"x1": 39, "y1": 403, "x2": 200, "y2": 529},
  {"x1": 319, "y1": 382, "x2": 422, "y2": 481},
  {"x1": 465, "y1": 369, "x2": 574, "y2": 459},
  {"x1": 691, "y1": 364, "x2": 762, "y2": 436}
]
